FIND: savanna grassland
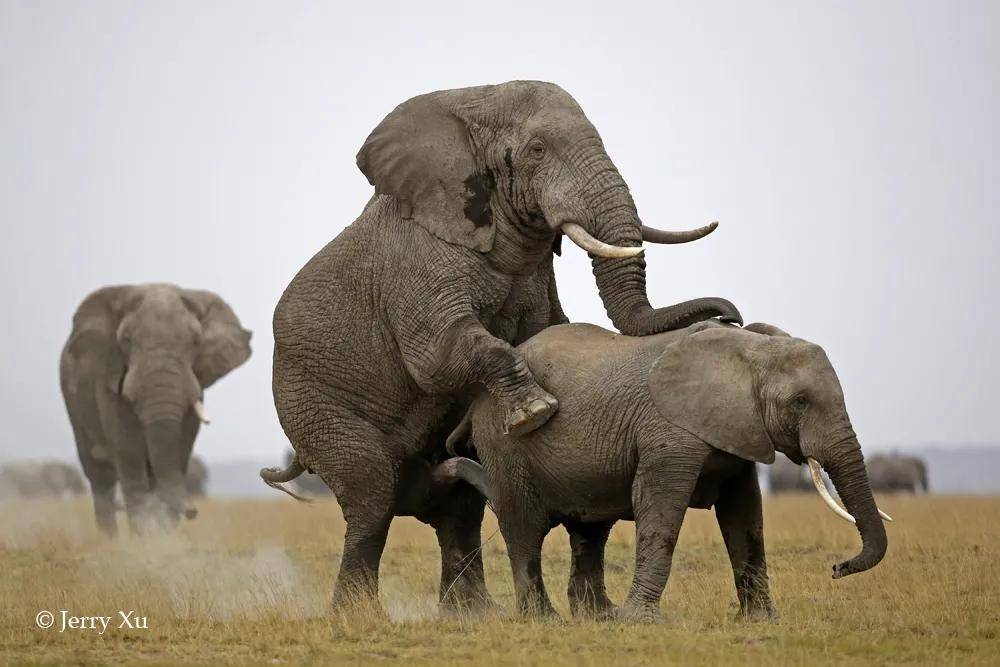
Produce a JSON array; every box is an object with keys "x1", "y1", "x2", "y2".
[{"x1": 0, "y1": 493, "x2": 997, "y2": 665}]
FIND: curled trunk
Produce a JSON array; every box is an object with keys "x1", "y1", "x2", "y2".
[
  {"x1": 591, "y1": 209, "x2": 741, "y2": 335},
  {"x1": 822, "y1": 441, "x2": 888, "y2": 578}
]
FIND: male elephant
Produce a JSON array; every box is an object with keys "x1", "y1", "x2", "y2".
[
  {"x1": 0, "y1": 461, "x2": 86, "y2": 500},
  {"x1": 61, "y1": 284, "x2": 251, "y2": 535},
  {"x1": 262, "y1": 80, "x2": 740, "y2": 611},
  {"x1": 444, "y1": 321, "x2": 891, "y2": 619},
  {"x1": 866, "y1": 454, "x2": 929, "y2": 493}
]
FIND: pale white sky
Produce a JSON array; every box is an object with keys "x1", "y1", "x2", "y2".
[{"x1": 2, "y1": 1, "x2": 997, "y2": 463}]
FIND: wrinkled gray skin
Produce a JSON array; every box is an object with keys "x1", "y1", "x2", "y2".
[
  {"x1": 866, "y1": 454, "x2": 929, "y2": 493},
  {"x1": 60, "y1": 284, "x2": 251, "y2": 536},
  {"x1": 768, "y1": 456, "x2": 812, "y2": 493},
  {"x1": 447, "y1": 321, "x2": 888, "y2": 620},
  {"x1": 264, "y1": 81, "x2": 740, "y2": 611},
  {"x1": 0, "y1": 461, "x2": 86, "y2": 500},
  {"x1": 282, "y1": 450, "x2": 332, "y2": 497},
  {"x1": 185, "y1": 456, "x2": 209, "y2": 497}
]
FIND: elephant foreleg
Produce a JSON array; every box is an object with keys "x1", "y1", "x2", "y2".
[
  {"x1": 412, "y1": 315, "x2": 557, "y2": 437},
  {"x1": 565, "y1": 520, "x2": 616, "y2": 618},
  {"x1": 622, "y1": 443, "x2": 709, "y2": 619},
  {"x1": 715, "y1": 462, "x2": 777, "y2": 620}
]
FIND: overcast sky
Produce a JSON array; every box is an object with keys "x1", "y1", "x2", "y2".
[{"x1": 2, "y1": 1, "x2": 997, "y2": 463}]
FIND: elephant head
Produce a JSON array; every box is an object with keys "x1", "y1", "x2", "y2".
[
  {"x1": 357, "y1": 80, "x2": 740, "y2": 333},
  {"x1": 650, "y1": 324, "x2": 888, "y2": 578},
  {"x1": 66, "y1": 284, "x2": 250, "y2": 521}
]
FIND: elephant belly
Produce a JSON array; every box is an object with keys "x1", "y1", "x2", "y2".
[{"x1": 525, "y1": 436, "x2": 635, "y2": 523}]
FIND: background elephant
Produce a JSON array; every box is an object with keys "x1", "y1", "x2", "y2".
[
  {"x1": 0, "y1": 461, "x2": 86, "y2": 500},
  {"x1": 185, "y1": 456, "x2": 209, "y2": 497},
  {"x1": 445, "y1": 321, "x2": 889, "y2": 619},
  {"x1": 866, "y1": 454, "x2": 929, "y2": 493},
  {"x1": 263, "y1": 80, "x2": 740, "y2": 611},
  {"x1": 768, "y1": 456, "x2": 812, "y2": 493},
  {"x1": 61, "y1": 284, "x2": 251, "y2": 535}
]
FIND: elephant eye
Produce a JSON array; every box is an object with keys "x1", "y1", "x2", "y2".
[
  {"x1": 527, "y1": 139, "x2": 546, "y2": 159},
  {"x1": 791, "y1": 394, "x2": 810, "y2": 410}
]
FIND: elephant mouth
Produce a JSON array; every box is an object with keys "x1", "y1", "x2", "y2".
[{"x1": 559, "y1": 221, "x2": 719, "y2": 259}]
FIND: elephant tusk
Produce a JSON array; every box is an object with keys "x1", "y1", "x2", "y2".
[
  {"x1": 641, "y1": 221, "x2": 718, "y2": 244},
  {"x1": 808, "y1": 458, "x2": 856, "y2": 525},
  {"x1": 561, "y1": 223, "x2": 644, "y2": 259},
  {"x1": 193, "y1": 400, "x2": 211, "y2": 425},
  {"x1": 808, "y1": 458, "x2": 894, "y2": 524}
]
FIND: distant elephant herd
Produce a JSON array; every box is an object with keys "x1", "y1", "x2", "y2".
[{"x1": 10, "y1": 81, "x2": 925, "y2": 619}]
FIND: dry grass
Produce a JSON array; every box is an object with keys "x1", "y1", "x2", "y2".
[{"x1": 0, "y1": 493, "x2": 997, "y2": 665}]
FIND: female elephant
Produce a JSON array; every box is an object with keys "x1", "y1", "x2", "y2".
[
  {"x1": 866, "y1": 454, "x2": 929, "y2": 493},
  {"x1": 60, "y1": 284, "x2": 251, "y2": 535},
  {"x1": 262, "y1": 81, "x2": 740, "y2": 611},
  {"x1": 444, "y1": 321, "x2": 890, "y2": 619}
]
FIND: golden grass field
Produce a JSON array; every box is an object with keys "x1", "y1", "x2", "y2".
[{"x1": 0, "y1": 493, "x2": 997, "y2": 665}]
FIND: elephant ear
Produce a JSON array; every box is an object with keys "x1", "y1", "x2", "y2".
[
  {"x1": 181, "y1": 290, "x2": 252, "y2": 389},
  {"x1": 65, "y1": 285, "x2": 136, "y2": 394},
  {"x1": 649, "y1": 327, "x2": 775, "y2": 464},
  {"x1": 356, "y1": 87, "x2": 497, "y2": 252}
]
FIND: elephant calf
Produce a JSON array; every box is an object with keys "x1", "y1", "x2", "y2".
[{"x1": 446, "y1": 321, "x2": 891, "y2": 619}]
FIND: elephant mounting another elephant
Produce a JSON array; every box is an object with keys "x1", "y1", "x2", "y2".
[
  {"x1": 61, "y1": 284, "x2": 251, "y2": 536},
  {"x1": 262, "y1": 80, "x2": 740, "y2": 612}
]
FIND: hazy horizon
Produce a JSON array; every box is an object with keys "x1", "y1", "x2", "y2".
[{"x1": 2, "y1": 1, "x2": 998, "y2": 464}]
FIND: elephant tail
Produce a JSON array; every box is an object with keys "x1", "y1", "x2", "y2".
[
  {"x1": 259, "y1": 457, "x2": 314, "y2": 503},
  {"x1": 445, "y1": 411, "x2": 472, "y2": 457}
]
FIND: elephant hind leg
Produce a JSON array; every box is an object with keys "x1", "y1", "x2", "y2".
[
  {"x1": 564, "y1": 520, "x2": 616, "y2": 618},
  {"x1": 299, "y1": 424, "x2": 399, "y2": 614},
  {"x1": 424, "y1": 481, "x2": 499, "y2": 614}
]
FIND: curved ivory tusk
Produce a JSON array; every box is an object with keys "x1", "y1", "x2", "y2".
[
  {"x1": 561, "y1": 223, "x2": 644, "y2": 259},
  {"x1": 193, "y1": 400, "x2": 211, "y2": 425},
  {"x1": 641, "y1": 221, "x2": 718, "y2": 244},
  {"x1": 808, "y1": 458, "x2": 894, "y2": 524},
  {"x1": 808, "y1": 458, "x2": 856, "y2": 524}
]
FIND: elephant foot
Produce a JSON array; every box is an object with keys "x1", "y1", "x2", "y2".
[
  {"x1": 615, "y1": 602, "x2": 660, "y2": 623},
  {"x1": 740, "y1": 599, "x2": 779, "y2": 623},
  {"x1": 570, "y1": 598, "x2": 619, "y2": 620},
  {"x1": 568, "y1": 583, "x2": 617, "y2": 619},
  {"x1": 504, "y1": 388, "x2": 558, "y2": 437}
]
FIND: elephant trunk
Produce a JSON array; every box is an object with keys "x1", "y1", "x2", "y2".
[
  {"x1": 143, "y1": 418, "x2": 197, "y2": 520},
  {"x1": 819, "y1": 439, "x2": 888, "y2": 578},
  {"x1": 590, "y1": 206, "x2": 740, "y2": 335}
]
